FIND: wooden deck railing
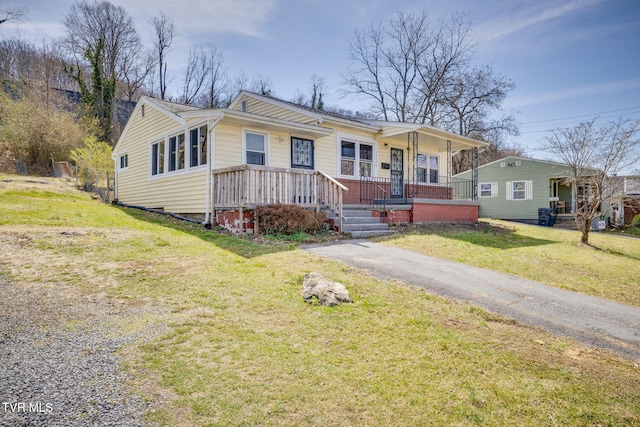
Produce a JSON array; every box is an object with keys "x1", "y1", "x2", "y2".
[{"x1": 211, "y1": 164, "x2": 347, "y2": 231}]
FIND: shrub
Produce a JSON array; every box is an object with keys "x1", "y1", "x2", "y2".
[
  {"x1": 70, "y1": 137, "x2": 114, "y2": 188},
  {"x1": 632, "y1": 214, "x2": 640, "y2": 228},
  {"x1": 254, "y1": 204, "x2": 328, "y2": 235}
]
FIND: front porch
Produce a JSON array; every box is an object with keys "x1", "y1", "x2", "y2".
[{"x1": 210, "y1": 165, "x2": 479, "y2": 234}]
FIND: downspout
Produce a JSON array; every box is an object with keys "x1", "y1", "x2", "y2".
[
  {"x1": 204, "y1": 114, "x2": 223, "y2": 225},
  {"x1": 112, "y1": 152, "x2": 118, "y2": 201}
]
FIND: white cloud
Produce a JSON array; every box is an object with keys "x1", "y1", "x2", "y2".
[
  {"x1": 506, "y1": 78, "x2": 640, "y2": 109},
  {"x1": 478, "y1": 0, "x2": 606, "y2": 42},
  {"x1": 115, "y1": 0, "x2": 279, "y2": 39}
]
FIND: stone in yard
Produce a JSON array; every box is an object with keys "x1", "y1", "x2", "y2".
[{"x1": 303, "y1": 272, "x2": 352, "y2": 306}]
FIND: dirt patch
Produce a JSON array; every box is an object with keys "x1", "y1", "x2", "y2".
[{"x1": 390, "y1": 221, "x2": 515, "y2": 235}]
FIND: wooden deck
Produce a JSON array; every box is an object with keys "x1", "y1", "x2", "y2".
[{"x1": 211, "y1": 164, "x2": 348, "y2": 231}]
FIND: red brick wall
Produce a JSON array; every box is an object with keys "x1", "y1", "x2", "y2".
[
  {"x1": 337, "y1": 179, "x2": 361, "y2": 204},
  {"x1": 372, "y1": 209, "x2": 411, "y2": 224},
  {"x1": 411, "y1": 203, "x2": 478, "y2": 223},
  {"x1": 215, "y1": 210, "x2": 254, "y2": 233}
]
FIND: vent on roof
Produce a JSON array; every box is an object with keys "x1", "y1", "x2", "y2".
[
  {"x1": 500, "y1": 162, "x2": 506, "y2": 167},
  {"x1": 241, "y1": 100, "x2": 247, "y2": 113}
]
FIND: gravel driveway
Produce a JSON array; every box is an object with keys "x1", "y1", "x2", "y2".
[
  {"x1": 0, "y1": 276, "x2": 169, "y2": 427},
  {"x1": 304, "y1": 239, "x2": 640, "y2": 361}
]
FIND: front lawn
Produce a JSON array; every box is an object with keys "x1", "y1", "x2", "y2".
[
  {"x1": 380, "y1": 220, "x2": 640, "y2": 308},
  {"x1": 1, "y1": 175, "x2": 639, "y2": 426}
]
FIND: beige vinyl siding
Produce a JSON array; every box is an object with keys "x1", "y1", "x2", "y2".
[
  {"x1": 115, "y1": 103, "x2": 208, "y2": 214},
  {"x1": 376, "y1": 137, "x2": 445, "y2": 182},
  {"x1": 232, "y1": 96, "x2": 317, "y2": 124},
  {"x1": 213, "y1": 123, "x2": 243, "y2": 168}
]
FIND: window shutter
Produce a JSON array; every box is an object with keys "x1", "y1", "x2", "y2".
[
  {"x1": 491, "y1": 182, "x2": 499, "y2": 197},
  {"x1": 525, "y1": 180, "x2": 533, "y2": 200},
  {"x1": 506, "y1": 181, "x2": 513, "y2": 200}
]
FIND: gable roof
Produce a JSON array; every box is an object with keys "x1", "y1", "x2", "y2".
[{"x1": 228, "y1": 91, "x2": 486, "y2": 149}]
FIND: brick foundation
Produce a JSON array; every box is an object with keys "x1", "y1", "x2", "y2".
[{"x1": 214, "y1": 209, "x2": 254, "y2": 234}]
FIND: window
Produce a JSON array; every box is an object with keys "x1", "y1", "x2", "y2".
[
  {"x1": 190, "y1": 125, "x2": 208, "y2": 167},
  {"x1": 479, "y1": 182, "x2": 498, "y2": 198},
  {"x1": 506, "y1": 180, "x2": 533, "y2": 201},
  {"x1": 340, "y1": 139, "x2": 373, "y2": 177},
  {"x1": 341, "y1": 141, "x2": 355, "y2": 175},
  {"x1": 119, "y1": 154, "x2": 128, "y2": 170},
  {"x1": 429, "y1": 155, "x2": 439, "y2": 183},
  {"x1": 291, "y1": 137, "x2": 314, "y2": 169},
  {"x1": 416, "y1": 154, "x2": 439, "y2": 183},
  {"x1": 245, "y1": 131, "x2": 266, "y2": 165},
  {"x1": 151, "y1": 141, "x2": 165, "y2": 175},
  {"x1": 168, "y1": 133, "x2": 185, "y2": 172},
  {"x1": 359, "y1": 144, "x2": 373, "y2": 177}
]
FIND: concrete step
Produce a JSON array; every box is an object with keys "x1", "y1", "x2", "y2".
[
  {"x1": 342, "y1": 210, "x2": 375, "y2": 218},
  {"x1": 342, "y1": 223, "x2": 391, "y2": 232},
  {"x1": 349, "y1": 229, "x2": 398, "y2": 238},
  {"x1": 343, "y1": 216, "x2": 381, "y2": 224}
]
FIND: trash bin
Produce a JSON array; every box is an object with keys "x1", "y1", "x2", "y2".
[{"x1": 538, "y1": 208, "x2": 554, "y2": 226}]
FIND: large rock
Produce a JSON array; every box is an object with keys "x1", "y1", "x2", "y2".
[{"x1": 303, "y1": 272, "x2": 352, "y2": 306}]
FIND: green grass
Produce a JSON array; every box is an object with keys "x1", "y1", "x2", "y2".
[
  {"x1": 1, "y1": 175, "x2": 639, "y2": 426},
  {"x1": 379, "y1": 221, "x2": 640, "y2": 307}
]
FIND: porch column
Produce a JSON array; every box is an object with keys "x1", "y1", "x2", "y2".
[
  {"x1": 446, "y1": 140, "x2": 452, "y2": 184},
  {"x1": 472, "y1": 147, "x2": 478, "y2": 201}
]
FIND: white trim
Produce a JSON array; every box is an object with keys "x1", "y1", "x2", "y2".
[
  {"x1": 117, "y1": 152, "x2": 129, "y2": 172},
  {"x1": 336, "y1": 132, "x2": 377, "y2": 179},
  {"x1": 242, "y1": 128, "x2": 270, "y2": 166},
  {"x1": 416, "y1": 152, "x2": 441, "y2": 183},
  {"x1": 506, "y1": 180, "x2": 533, "y2": 201},
  {"x1": 478, "y1": 182, "x2": 498, "y2": 198},
  {"x1": 187, "y1": 121, "x2": 209, "y2": 169}
]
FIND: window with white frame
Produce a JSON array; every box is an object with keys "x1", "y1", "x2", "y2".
[
  {"x1": 190, "y1": 125, "x2": 208, "y2": 167},
  {"x1": 151, "y1": 141, "x2": 165, "y2": 175},
  {"x1": 118, "y1": 153, "x2": 128, "y2": 170},
  {"x1": 168, "y1": 133, "x2": 185, "y2": 172},
  {"x1": 291, "y1": 137, "x2": 314, "y2": 169},
  {"x1": 416, "y1": 153, "x2": 440, "y2": 183},
  {"x1": 506, "y1": 180, "x2": 533, "y2": 200},
  {"x1": 479, "y1": 182, "x2": 498, "y2": 198},
  {"x1": 245, "y1": 131, "x2": 266, "y2": 165},
  {"x1": 340, "y1": 139, "x2": 373, "y2": 177}
]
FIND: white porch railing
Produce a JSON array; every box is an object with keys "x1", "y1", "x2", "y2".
[{"x1": 211, "y1": 164, "x2": 347, "y2": 232}]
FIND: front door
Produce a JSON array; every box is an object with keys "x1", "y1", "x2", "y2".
[{"x1": 390, "y1": 148, "x2": 404, "y2": 199}]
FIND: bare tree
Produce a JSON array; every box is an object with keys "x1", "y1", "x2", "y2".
[
  {"x1": 444, "y1": 65, "x2": 516, "y2": 138},
  {"x1": 0, "y1": 1, "x2": 27, "y2": 25},
  {"x1": 150, "y1": 11, "x2": 177, "y2": 100},
  {"x1": 180, "y1": 43, "x2": 226, "y2": 106},
  {"x1": 251, "y1": 74, "x2": 274, "y2": 96},
  {"x1": 230, "y1": 72, "x2": 274, "y2": 98},
  {"x1": 343, "y1": 9, "x2": 516, "y2": 143},
  {"x1": 542, "y1": 118, "x2": 640, "y2": 245},
  {"x1": 63, "y1": 0, "x2": 142, "y2": 142}
]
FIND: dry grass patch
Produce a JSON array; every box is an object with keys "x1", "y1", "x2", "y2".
[{"x1": 1, "y1": 176, "x2": 639, "y2": 426}]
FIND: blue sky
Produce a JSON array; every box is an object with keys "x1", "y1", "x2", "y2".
[{"x1": 5, "y1": 0, "x2": 640, "y2": 160}]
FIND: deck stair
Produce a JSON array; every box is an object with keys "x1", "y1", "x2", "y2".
[{"x1": 325, "y1": 206, "x2": 397, "y2": 238}]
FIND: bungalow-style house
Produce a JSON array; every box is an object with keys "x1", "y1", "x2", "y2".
[
  {"x1": 112, "y1": 91, "x2": 486, "y2": 234},
  {"x1": 454, "y1": 156, "x2": 599, "y2": 223}
]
